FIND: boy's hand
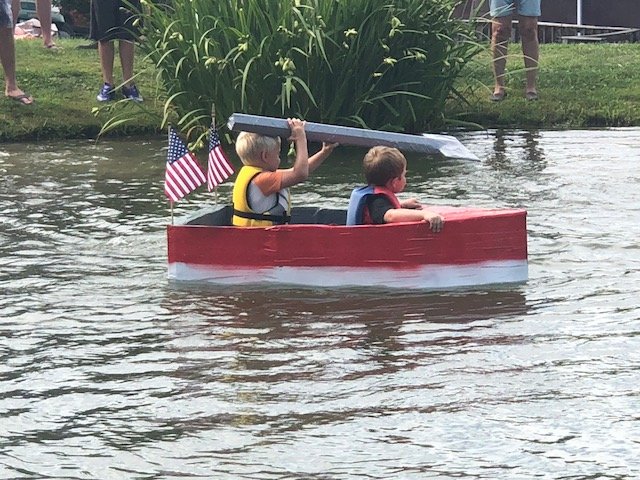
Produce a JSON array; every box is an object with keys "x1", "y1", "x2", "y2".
[
  {"x1": 321, "y1": 142, "x2": 339, "y2": 153},
  {"x1": 287, "y1": 118, "x2": 306, "y2": 142},
  {"x1": 423, "y1": 212, "x2": 443, "y2": 232},
  {"x1": 401, "y1": 198, "x2": 422, "y2": 209}
]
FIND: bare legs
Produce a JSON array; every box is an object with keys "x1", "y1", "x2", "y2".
[
  {"x1": 10, "y1": 0, "x2": 18, "y2": 22},
  {"x1": 98, "y1": 39, "x2": 136, "y2": 87},
  {"x1": 119, "y1": 40, "x2": 135, "y2": 86},
  {"x1": 519, "y1": 16, "x2": 539, "y2": 96},
  {"x1": 36, "y1": 0, "x2": 54, "y2": 48},
  {"x1": 0, "y1": 27, "x2": 18, "y2": 94},
  {"x1": 491, "y1": 16, "x2": 511, "y2": 97},
  {"x1": 491, "y1": 15, "x2": 539, "y2": 98},
  {"x1": 98, "y1": 40, "x2": 115, "y2": 85},
  {"x1": 0, "y1": 26, "x2": 33, "y2": 103},
  {"x1": 13, "y1": 0, "x2": 56, "y2": 47}
]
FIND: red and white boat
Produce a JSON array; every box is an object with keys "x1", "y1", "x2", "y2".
[{"x1": 167, "y1": 205, "x2": 527, "y2": 289}]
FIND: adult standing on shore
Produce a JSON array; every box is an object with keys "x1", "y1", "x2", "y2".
[
  {"x1": 1, "y1": 0, "x2": 33, "y2": 104},
  {"x1": 11, "y1": 0, "x2": 57, "y2": 49},
  {"x1": 489, "y1": 0, "x2": 540, "y2": 101}
]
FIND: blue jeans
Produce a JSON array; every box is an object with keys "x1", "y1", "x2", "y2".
[{"x1": 490, "y1": 0, "x2": 541, "y2": 17}]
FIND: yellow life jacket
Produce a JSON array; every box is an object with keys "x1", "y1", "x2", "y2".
[{"x1": 232, "y1": 165, "x2": 292, "y2": 227}]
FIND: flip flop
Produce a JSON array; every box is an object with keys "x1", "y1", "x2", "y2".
[
  {"x1": 526, "y1": 91, "x2": 539, "y2": 101},
  {"x1": 44, "y1": 44, "x2": 61, "y2": 50},
  {"x1": 7, "y1": 93, "x2": 34, "y2": 105}
]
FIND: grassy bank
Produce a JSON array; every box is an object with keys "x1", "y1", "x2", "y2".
[
  {"x1": 448, "y1": 42, "x2": 640, "y2": 129},
  {"x1": 2, "y1": 39, "x2": 640, "y2": 143},
  {"x1": 0, "y1": 39, "x2": 162, "y2": 142}
]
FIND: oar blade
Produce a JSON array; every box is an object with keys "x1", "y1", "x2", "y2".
[{"x1": 227, "y1": 113, "x2": 479, "y2": 161}]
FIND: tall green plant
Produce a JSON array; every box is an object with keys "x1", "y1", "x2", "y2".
[{"x1": 139, "y1": 0, "x2": 481, "y2": 141}]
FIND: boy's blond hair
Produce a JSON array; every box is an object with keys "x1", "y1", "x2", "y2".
[
  {"x1": 235, "y1": 131, "x2": 281, "y2": 166},
  {"x1": 363, "y1": 146, "x2": 407, "y2": 186}
]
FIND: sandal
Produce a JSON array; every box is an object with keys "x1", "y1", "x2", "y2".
[{"x1": 7, "y1": 93, "x2": 34, "y2": 105}]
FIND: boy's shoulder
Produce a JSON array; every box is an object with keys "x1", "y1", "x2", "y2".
[{"x1": 252, "y1": 169, "x2": 283, "y2": 193}]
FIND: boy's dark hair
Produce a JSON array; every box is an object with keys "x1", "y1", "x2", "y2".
[{"x1": 363, "y1": 146, "x2": 407, "y2": 186}]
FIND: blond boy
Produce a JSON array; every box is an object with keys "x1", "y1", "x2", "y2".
[{"x1": 232, "y1": 118, "x2": 336, "y2": 227}]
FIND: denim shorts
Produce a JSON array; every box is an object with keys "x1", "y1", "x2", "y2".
[
  {"x1": 0, "y1": 0, "x2": 12, "y2": 29},
  {"x1": 490, "y1": 0, "x2": 541, "y2": 17}
]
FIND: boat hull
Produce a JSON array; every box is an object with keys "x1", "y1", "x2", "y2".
[{"x1": 167, "y1": 206, "x2": 528, "y2": 290}]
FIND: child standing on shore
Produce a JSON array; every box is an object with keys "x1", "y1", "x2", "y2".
[{"x1": 346, "y1": 146, "x2": 443, "y2": 232}]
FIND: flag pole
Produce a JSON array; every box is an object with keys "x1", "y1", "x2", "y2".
[
  {"x1": 211, "y1": 103, "x2": 219, "y2": 205},
  {"x1": 167, "y1": 125, "x2": 174, "y2": 225},
  {"x1": 206, "y1": 104, "x2": 234, "y2": 196}
]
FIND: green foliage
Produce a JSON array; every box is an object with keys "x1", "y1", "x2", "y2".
[{"x1": 139, "y1": 0, "x2": 482, "y2": 141}]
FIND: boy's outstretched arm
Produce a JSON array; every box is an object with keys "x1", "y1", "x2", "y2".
[{"x1": 308, "y1": 142, "x2": 339, "y2": 173}]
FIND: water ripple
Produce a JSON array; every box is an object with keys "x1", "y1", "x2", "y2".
[{"x1": 1, "y1": 133, "x2": 640, "y2": 479}]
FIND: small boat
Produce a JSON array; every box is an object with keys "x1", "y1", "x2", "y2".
[{"x1": 167, "y1": 205, "x2": 528, "y2": 289}]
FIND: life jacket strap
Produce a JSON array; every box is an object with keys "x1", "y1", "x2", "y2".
[{"x1": 232, "y1": 209, "x2": 291, "y2": 225}]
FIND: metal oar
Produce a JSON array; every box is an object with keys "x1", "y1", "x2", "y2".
[{"x1": 227, "y1": 113, "x2": 479, "y2": 161}]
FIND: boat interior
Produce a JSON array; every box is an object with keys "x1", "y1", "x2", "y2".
[{"x1": 184, "y1": 205, "x2": 348, "y2": 226}]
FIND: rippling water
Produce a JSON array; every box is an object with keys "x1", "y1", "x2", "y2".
[{"x1": 1, "y1": 130, "x2": 639, "y2": 479}]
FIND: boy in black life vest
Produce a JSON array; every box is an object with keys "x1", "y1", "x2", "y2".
[
  {"x1": 232, "y1": 118, "x2": 337, "y2": 227},
  {"x1": 346, "y1": 146, "x2": 443, "y2": 232}
]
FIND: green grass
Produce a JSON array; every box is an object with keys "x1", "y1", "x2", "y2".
[
  {"x1": 448, "y1": 42, "x2": 640, "y2": 129},
  {"x1": 2, "y1": 39, "x2": 640, "y2": 143},
  {"x1": 0, "y1": 38, "x2": 162, "y2": 142}
]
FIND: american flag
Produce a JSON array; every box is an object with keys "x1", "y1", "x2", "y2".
[
  {"x1": 207, "y1": 125, "x2": 234, "y2": 191},
  {"x1": 165, "y1": 126, "x2": 206, "y2": 202}
]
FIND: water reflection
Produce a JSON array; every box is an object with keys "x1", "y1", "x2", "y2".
[
  {"x1": 159, "y1": 285, "x2": 530, "y2": 394},
  {"x1": 486, "y1": 129, "x2": 547, "y2": 173}
]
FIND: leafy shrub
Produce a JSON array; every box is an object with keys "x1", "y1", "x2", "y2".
[{"x1": 139, "y1": 0, "x2": 481, "y2": 139}]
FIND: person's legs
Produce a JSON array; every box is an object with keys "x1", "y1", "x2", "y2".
[
  {"x1": 98, "y1": 39, "x2": 115, "y2": 85},
  {"x1": 491, "y1": 15, "x2": 513, "y2": 98},
  {"x1": 10, "y1": 0, "x2": 17, "y2": 23},
  {"x1": 96, "y1": 39, "x2": 116, "y2": 101},
  {"x1": 119, "y1": 39, "x2": 143, "y2": 101},
  {"x1": 1, "y1": 0, "x2": 33, "y2": 103},
  {"x1": 0, "y1": 30, "x2": 33, "y2": 103},
  {"x1": 518, "y1": 15, "x2": 539, "y2": 96},
  {"x1": 0, "y1": 27, "x2": 17, "y2": 92},
  {"x1": 36, "y1": 0, "x2": 55, "y2": 48},
  {"x1": 118, "y1": 39, "x2": 134, "y2": 85}
]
